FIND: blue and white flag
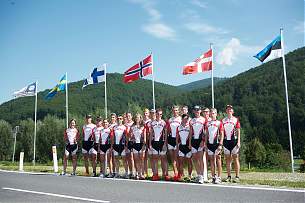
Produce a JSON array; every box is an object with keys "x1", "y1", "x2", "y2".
[
  {"x1": 254, "y1": 35, "x2": 282, "y2": 62},
  {"x1": 13, "y1": 82, "x2": 37, "y2": 98},
  {"x1": 83, "y1": 64, "x2": 106, "y2": 88}
]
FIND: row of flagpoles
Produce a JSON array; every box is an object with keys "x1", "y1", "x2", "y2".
[{"x1": 13, "y1": 29, "x2": 294, "y2": 172}]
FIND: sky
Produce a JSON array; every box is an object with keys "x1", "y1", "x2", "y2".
[{"x1": 0, "y1": 0, "x2": 304, "y2": 104}]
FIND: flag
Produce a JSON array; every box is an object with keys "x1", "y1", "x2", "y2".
[
  {"x1": 45, "y1": 74, "x2": 67, "y2": 100},
  {"x1": 183, "y1": 49, "x2": 212, "y2": 75},
  {"x1": 254, "y1": 35, "x2": 282, "y2": 62},
  {"x1": 123, "y1": 54, "x2": 153, "y2": 83},
  {"x1": 82, "y1": 64, "x2": 106, "y2": 88},
  {"x1": 13, "y1": 82, "x2": 37, "y2": 98}
]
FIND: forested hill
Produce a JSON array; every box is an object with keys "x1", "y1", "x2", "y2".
[
  {"x1": 172, "y1": 47, "x2": 305, "y2": 156},
  {"x1": 0, "y1": 73, "x2": 182, "y2": 125},
  {"x1": 177, "y1": 77, "x2": 227, "y2": 91}
]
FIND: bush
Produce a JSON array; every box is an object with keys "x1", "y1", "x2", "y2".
[{"x1": 245, "y1": 138, "x2": 266, "y2": 167}]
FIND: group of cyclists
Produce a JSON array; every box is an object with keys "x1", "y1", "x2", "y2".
[{"x1": 62, "y1": 104, "x2": 241, "y2": 184}]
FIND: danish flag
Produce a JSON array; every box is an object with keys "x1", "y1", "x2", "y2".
[
  {"x1": 183, "y1": 49, "x2": 213, "y2": 75},
  {"x1": 123, "y1": 54, "x2": 153, "y2": 83}
]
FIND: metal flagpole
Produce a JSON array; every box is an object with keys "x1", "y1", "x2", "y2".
[
  {"x1": 210, "y1": 43, "x2": 214, "y2": 108},
  {"x1": 33, "y1": 81, "x2": 38, "y2": 166},
  {"x1": 280, "y1": 28, "x2": 294, "y2": 173},
  {"x1": 66, "y1": 72, "x2": 68, "y2": 129},
  {"x1": 104, "y1": 64, "x2": 108, "y2": 173},
  {"x1": 151, "y1": 53, "x2": 156, "y2": 110},
  {"x1": 104, "y1": 64, "x2": 108, "y2": 119}
]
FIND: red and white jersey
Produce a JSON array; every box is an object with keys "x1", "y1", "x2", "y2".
[
  {"x1": 222, "y1": 116, "x2": 240, "y2": 141},
  {"x1": 190, "y1": 116, "x2": 205, "y2": 139},
  {"x1": 125, "y1": 121, "x2": 134, "y2": 135},
  {"x1": 93, "y1": 126, "x2": 103, "y2": 143},
  {"x1": 131, "y1": 125, "x2": 145, "y2": 143},
  {"x1": 167, "y1": 116, "x2": 181, "y2": 138},
  {"x1": 113, "y1": 124, "x2": 127, "y2": 144},
  {"x1": 82, "y1": 123, "x2": 96, "y2": 141},
  {"x1": 177, "y1": 124, "x2": 190, "y2": 145},
  {"x1": 151, "y1": 119, "x2": 166, "y2": 141},
  {"x1": 206, "y1": 120, "x2": 223, "y2": 144},
  {"x1": 109, "y1": 122, "x2": 117, "y2": 129},
  {"x1": 65, "y1": 128, "x2": 79, "y2": 145},
  {"x1": 101, "y1": 128, "x2": 111, "y2": 145}
]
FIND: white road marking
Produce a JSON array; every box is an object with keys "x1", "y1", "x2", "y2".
[
  {"x1": 1, "y1": 169, "x2": 304, "y2": 193},
  {"x1": 2, "y1": 187, "x2": 110, "y2": 203}
]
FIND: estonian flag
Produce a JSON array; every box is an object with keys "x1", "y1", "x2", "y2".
[
  {"x1": 45, "y1": 74, "x2": 67, "y2": 100},
  {"x1": 254, "y1": 35, "x2": 282, "y2": 62}
]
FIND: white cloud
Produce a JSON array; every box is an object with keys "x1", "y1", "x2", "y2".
[
  {"x1": 191, "y1": 0, "x2": 208, "y2": 9},
  {"x1": 142, "y1": 23, "x2": 176, "y2": 40},
  {"x1": 185, "y1": 22, "x2": 228, "y2": 34},
  {"x1": 217, "y1": 38, "x2": 241, "y2": 66},
  {"x1": 217, "y1": 38, "x2": 261, "y2": 66},
  {"x1": 128, "y1": 0, "x2": 176, "y2": 40},
  {"x1": 293, "y1": 21, "x2": 305, "y2": 34}
]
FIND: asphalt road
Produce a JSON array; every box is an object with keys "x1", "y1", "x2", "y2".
[{"x1": 0, "y1": 170, "x2": 304, "y2": 203}]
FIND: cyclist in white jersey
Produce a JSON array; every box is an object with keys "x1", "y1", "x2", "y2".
[
  {"x1": 202, "y1": 107, "x2": 211, "y2": 181},
  {"x1": 107, "y1": 113, "x2": 117, "y2": 177},
  {"x1": 176, "y1": 114, "x2": 192, "y2": 180},
  {"x1": 62, "y1": 119, "x2": 79, "y2": 176},
  {"x1": 222, "y1": 105, "x2": 241, "y2": 183},
  {"x1": 189, "y1": 106, "x2": 205, "y2": 184},
  {"x1": 112, "y1": 115, "x2": 128, "y2": 178},
  {"x1": 125, "y1": 112, "x2": 134, "y2": 178},
  {"x1": 150, "y1": 109, "x2": 170, "y2": 181},
  {"x1": 205, "y1": 108, "x2": 224, "y2": 184},
  {"x1": 167, "y1": 105, "x2": 181, "y2": 180},
  {"x1": 82, "y1": 115, "x2": 96, "y2": 176},
  {"x1": 99, "y1": 119, "x2": 112, "y2": 178},
  {"x1": 143, "y1": 108, "x2": 151, "y2": 177},
  {"x1": 181, "y1": 105, "x2": 193, "y2": 179},
  {"x1": 91, "y1": 117, "x2": 103, "y2": 177},
  {"x1": 130, "y1": 113, "x2": 146, "y2": 179},
  {"x1": 147, "y1": 109, "x2": 156, "y2": 177}
]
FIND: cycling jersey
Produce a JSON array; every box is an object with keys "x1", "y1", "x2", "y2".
[
  {"x1": 150, "y1": 119, "x2": 167, "y2": 155},
  {"x1": 82, "y1": 123, "x2": 96, "y2": 154},
  {"x1": 93, "y1": 126, "x2": 103, "y2": 144},
  {"x1": 190, "y1": 117, "x2": 205, "y2": 139},
  {"x1": 64, "y1": 128, "x2": 79, "y2": 145},
  {"x1": 177, "y1": 124, "x2": 191, "y2": 158},
  {"x1": 206, "y1": 120, "x2": 223, "y2": 156},
  {"x1": 222, "y1": 116, "x2": 240, "y2": 155},
  {"x1": 167, "y1": 116, "x2": 181, "y2": 149}
]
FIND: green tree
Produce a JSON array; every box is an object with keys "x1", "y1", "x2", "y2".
[
  {"x1": 36, "y1": 115, "x2": 65, "y2": 163},
  {"x1": 0, "y1": 120, "x2": 13, "y2": 160}
]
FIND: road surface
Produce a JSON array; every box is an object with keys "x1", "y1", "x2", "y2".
[{"x1": 0, "y1": 170, "x2": 304, "y2": 203}]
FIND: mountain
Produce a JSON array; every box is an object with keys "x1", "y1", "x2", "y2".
[
  {"x1": 1, "y1": 47, "x2": 304, "y2": 156},
  {"x1": 0, "y1": 73, "x2": 183, "y2": 125},
  {"x1": 177, "y1": 77, "x2": 227, "y2": 91}
]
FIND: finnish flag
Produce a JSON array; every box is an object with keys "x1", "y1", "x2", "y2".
[{"x1": 83, "y1": 64, "x2": 106, "y2": 89}]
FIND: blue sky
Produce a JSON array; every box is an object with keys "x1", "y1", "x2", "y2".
[{"x1": 0, "y1": 0, "x2": 304, "y2": 104}]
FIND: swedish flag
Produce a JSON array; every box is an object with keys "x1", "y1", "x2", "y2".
[{"x1": 45, "y1": 74, "x2": 67, "y2": 100}]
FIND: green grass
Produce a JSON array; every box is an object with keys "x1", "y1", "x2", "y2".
[
  {"x1": 240, "y1": 179, "x2": 305, "y2": 188},
  {"x1": 1, "y1": 161, "x2": 305, "y2": 189}
]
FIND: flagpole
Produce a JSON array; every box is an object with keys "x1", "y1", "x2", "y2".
[
  {"x1": 104, "y1": 64, "x2": 108, "y2": 119},
  {"x1": 151, "y1": 52, "x2": 156, "y2": 110},
  {"x1": 210, "y1": 43, "x2": 214, "y2": 108},
  {"x1": 66, "y1": 72, "x2": 68, "y2": 129},
  {"x1": 32, "y1": 81, "x2": 38, "y2": 166},
  {"x1": 280, "y1": 28, "x2": 294, "y2": 173}
]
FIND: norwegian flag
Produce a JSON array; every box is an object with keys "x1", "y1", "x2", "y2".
[
  {"x1": 123, "y1": 54, "x2": 153, "y2": 83},
  {"x1": 183, "y1": 49, "x2": 213, "y2": 75}
]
